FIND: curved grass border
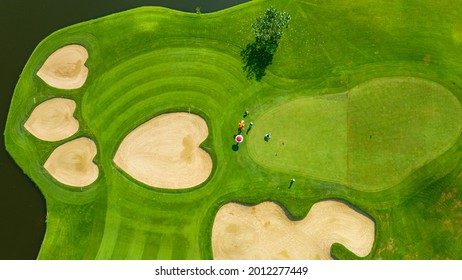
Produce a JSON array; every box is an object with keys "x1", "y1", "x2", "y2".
[
  {"x1": 111, "y1": 109, "x2": 219, "y2": 194},
  {"x1": 5, "y1": 0, "x2": 462, "y2": 259}
]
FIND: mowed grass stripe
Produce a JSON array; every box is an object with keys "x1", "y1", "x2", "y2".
[
  {"x1": 111, "y1": 225, "x2": 133, "y2": 259},
  {"x1": 142, "y1": 233, "x2": 162, "y2": 259},
  {"x1": 105, "y1": 183, "x2": 204, "y2": 259},
  {"x1": 85, "y1": 46, "x2": 246, "y2": 109},
  {"x1": 94, "y1": 206, "x2": 122, "y2": 259},
  {"x1": 98, "y1": 92, "x2": 221, "y2": 161},
  {"x1": 126, "y1": 230, "x2": 148, "y2": 259},
  {"x1": 91, "y1": 62, "x2": 242, "y2": 108},
  {"x1": 89, "y1": 79, "x2": 225, "y2": 131},
  {"x1": 156, "y1": 234, "x2": 174, "y2": 259},
  {"x1": 84, "y1": 49, "x2": 249, "y2": 133}
]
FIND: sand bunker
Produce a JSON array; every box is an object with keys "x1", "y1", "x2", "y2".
[
  {"x1": 212, "y1": 200, "x2": 375, "y2": 260},
  {"x1": 24, "y1": 98, "x2": 79, "y2": 141},
  {"x1": 44, "y1": 137, "x2": 98, "y2": 187},
  {"x1": 37, "y1": 44, "x2": 88, "y2": 89},
  {"x1": 114, "y1": 113, "x2": 212, "y2": 189}
]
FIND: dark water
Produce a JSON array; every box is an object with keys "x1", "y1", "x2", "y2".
[{"x1": 0, "y1": 0, "x2": 248, "y2": 260}]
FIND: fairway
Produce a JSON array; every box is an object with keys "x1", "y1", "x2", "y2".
[
  {"x1": 5, "y1": 0, "x2": 462, "y2": 260},
  {"x1": 248, "y1": 77, "x2": 462, "y2": 191}
]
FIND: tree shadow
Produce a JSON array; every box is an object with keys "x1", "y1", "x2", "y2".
[{"x1": 240, "y1": 40, "x2": 276, "y2": 81}]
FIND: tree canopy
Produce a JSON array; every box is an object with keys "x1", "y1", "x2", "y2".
[
  {"x1": 252, "y1": 7, "x2": 291, "y2": 46},
  {"x1": 241, "y1": 7, "x2": 291, "y2": 81}
]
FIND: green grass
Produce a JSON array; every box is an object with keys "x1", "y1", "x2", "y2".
[
  {"x1": 247, "y1": 93, "x2": 348, "y2": 185},
  {"x1": 349, "y1": 77, "x2": 462, "y2": 191},
  {"x1": 249, "y1": 77, "x2": 461, "y2": 192},
  {"x1": 5, "y1": 0, "x2": 462, "y2": 259}
]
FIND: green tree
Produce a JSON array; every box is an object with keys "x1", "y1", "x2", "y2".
[
  {"x1": 241, "y1": 7, "x2": 291, "y2": 81},
  {"x1": 252, "y1": 7, "x2": 291, "y2": 46}
]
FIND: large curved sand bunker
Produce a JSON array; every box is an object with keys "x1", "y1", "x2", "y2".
[
  {"x1": 24, "y1": 98, "x2": 79, "y2": 141},
  {"x1": 37, "y1": 44, "x2": 88, "y2": 89},
  {"x1": 114, "y1": 113, "x2": 212, "y2": 189},
  {"x1": 212, "y1": 200, "x2": 375, "y2": 260},
  {"x1": 44, "y1": 137, "x2": 98, "y2": 187}
]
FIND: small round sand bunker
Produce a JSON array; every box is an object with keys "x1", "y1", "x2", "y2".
[
  {"x1": 212, "y1": 200, "x2": 375, "y2": 260},
  {"x1": 37, "y1": 44, "x2": 88, "y2": 89},
  {"x1": 114, "y1": 113, "x2": 212, "y2": 189},
  {"x1": 44, "y1": 137, "x2": 98, "y2": 187},
  {"x1": 24, "y1": 98, "x2": 79, "y2": 141}
]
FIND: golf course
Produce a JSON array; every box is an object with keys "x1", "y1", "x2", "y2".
[{"x1": 5, "y1": 0, "x2": 462, "y2": 259}]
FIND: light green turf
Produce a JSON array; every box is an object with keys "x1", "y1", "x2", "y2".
[
  {"x1": 349, "y1": 77, "x2": 462, "y2": 191},
  {"x1": 248, "y1": 77, "x2": 462, "y2": 192},
  {"x1": 5, "y1": 0, "x2": 462, "y2": 260},
  {"x1": 247, "y1": 94, "x2": 348, "y2": 184}
]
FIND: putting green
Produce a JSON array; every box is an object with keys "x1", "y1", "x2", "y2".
[
  {"x1": 349, "y1": 77, "x2": 462, "y2": 191},
  {"x1": 248, "y1": 77, "x2": 462, "y2": 191},
  {"x1": 247, "y1": 93, "x2": 348, "y2": 184}
]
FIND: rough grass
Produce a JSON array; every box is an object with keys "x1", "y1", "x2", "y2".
[{"x1": 5, "y1": 0, "x2": 462, "y2": 259}]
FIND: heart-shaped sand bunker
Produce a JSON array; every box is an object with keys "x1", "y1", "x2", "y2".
[
  {"x1": 212, "y1": 200, "x2": 375, "y2": 259},
  {"x1": 114, "y1": 113, "x2": 212, "y2": 189},
  {"x1": 44, "y1": 137, "x2": 99, "y2": 187},
  {"x1": 24, "y1": 98, "x2": 79, "y2": 141},
  {"x1": 37, "y1": 44, "x2": 88, "y2": 89}
]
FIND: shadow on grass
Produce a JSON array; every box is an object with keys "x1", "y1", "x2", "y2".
[
  {"x1": 240, "y1": 41, "x2": 276, "y2": 81},
  {"x1": 288, "y1": 180, "x2": 294, "y2": 189},
  {"x1": 232, "y1": 144, "x2": 240, "y2": 151}
]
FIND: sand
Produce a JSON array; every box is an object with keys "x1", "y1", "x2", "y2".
[
  {"x1": 212, "y1": 200, "x2": 375, "y2": 260},
  {"x1": 37, "y1": 44, "x2": 88, "y2": 89},
  {"x1": 113, "y1": 113, "x2": 212, "y2": 189},
  {"x1": 24, "y1": 98, "x2": 79, "y2": 141},
  {"x1": 44, "y1": 137, "x2": 99, "y2": 187}
]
